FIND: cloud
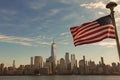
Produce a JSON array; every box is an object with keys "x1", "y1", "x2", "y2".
[
  {"x1": 0, "y1": 9, "x2": 17, "y2": 21},
  {"x1": 0, "y1": 34, "x2": 51, "y2": 47},
  {"x1": 114, "y1": 4, "x2": 120, "y2": 30},
  {"x1": 49, "y1": 9, "x2": 60, "y2": 16},
  {"x1": 96, "y1": 41, "x2": 116, "y2": 48},
  {"x1": 0, "y1": 9, "x2": 17, "y2": 15},
  {"x1": 57, "y1": 39, "x2": 70, "y2": 45},
  {"x1": 58, "y1": 32, "x2": 71, "y2": 45},
  {"x1": 116, "y1": 17, "x2": 120, "y2": 26},
  {"x1": 60, "y1": 32, "x2": 70, "y2": 36},
  {"x1": 34, "y1": 35, "x2": 53, "y2": 40},
  {"x1": 4, "y1": 40, "x2": 33, "y2": 46},
  {"x1": 98, "y1": 12, "x2": 105, "y2": 15},
  {"x1": 80, "y1": 2, "x2": 105, "y2": 9},
  {"x1": 0, "y1": 34, "x2": 33, "y2": 46},
  {"x1": 109, "y1": 0, "x2": 119, "y2": 2},
  {"x1": 57, "y1": 0, "x2": 80, "y2": 4},
  {"x1": 36, "y1": 41, "x2": 51, "y2": 45},
  {"x1": 58, "y1": 41, "x2": 69, "y2": 45},
  {"x1": 62, "y1": 13, "x2": 78, "y2": 21},
  {"x1": 80, "y1": 1, "x2": 120, "y2": 13},
  {"x1": 115, "y1": 5, "x2": 120, "y2": 14},
  {"x1": 0, "y1": 34, "x2": 33, "y2": 41},
  {"x1": 29, "y1": 0, "x2": 46, "y2": 10}
]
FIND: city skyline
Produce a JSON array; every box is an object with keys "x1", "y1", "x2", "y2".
[
  {"x1": 0, "y1": 0, "x2": 120, "y2": 67},
  {"x1": 1, "y1": 48, "x2": 119, "y2": 68},
  {"x1": 1, "y1": 51, "x2": 120, "y2": 75}
]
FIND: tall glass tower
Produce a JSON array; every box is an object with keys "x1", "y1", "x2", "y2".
[
  {"x1": 13, "y1": 60, "x2": 15, "y2": 69},
  {"x1": 51, "y1": 40, "x2": 56, "y2": 74},
  {"x1": 51, "y1": 40, "x2": 56, "y2": 63}
]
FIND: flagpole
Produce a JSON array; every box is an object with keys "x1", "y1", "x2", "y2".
[{"x1": 106, "y1": 2, "x2": 120, "y2": 61}]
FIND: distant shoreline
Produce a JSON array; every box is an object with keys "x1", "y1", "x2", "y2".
[{"x1": 1, "y1": 74, "x2": 120, "y2": 76}]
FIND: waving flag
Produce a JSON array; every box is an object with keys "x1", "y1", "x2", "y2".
[{"x1": 70, "y1": 15, "x2": 115, "y2": 46}]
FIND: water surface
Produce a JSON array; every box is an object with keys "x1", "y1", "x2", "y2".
[{"x1": 0, "y1": 75, "x2": 120, "y2": 80}]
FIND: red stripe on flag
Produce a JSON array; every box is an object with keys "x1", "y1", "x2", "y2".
[
  {"x1": 70, "y1": 22, "x2": 98, "y2": 37},
  {"x1": 70, "y1": 24, "x2": 115, "y2": 46},
  {"x1": 74, "y1": 25, "x2": 115, "y2": 40},
  {"x1": 74, "y1": 31, "x2": 115, "y2": 45},
  {"x1": 74, "y1": 36, "x2": 115, "y2": 46}
]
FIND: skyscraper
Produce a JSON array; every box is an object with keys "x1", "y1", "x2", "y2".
[
  {"x1": 83, "y1": 56, "x2": 86, "y2": 74},
  {"x1": 101, "y1": 57, "x2": 104, "y2": 65},
  {"x1": 59, "y1": 58, "x2": 66, "y2": 74},
  {"x1": 101, "y1": 57, "x2": 105, "y2": 74},
  {"x1": 51, "y1": 40, "x2": 56, "y2": 62},
  {"x1": 71, "y1": 54, "x2": 76, "y2": 70},
  {"x1": 65, "y1": 52, "x2": 70, "y2": 69},
  {"x1": 34, "y1": 56, "x2": 43, "y2": 69},
  {"x1": 51, "y1": 40, "x2": 56, "y2": 74},
  {"x1": 31, "y1": 57, "x2": 33, "y2": 67},
  {"x1": 13, "y1": 60, "x2": 15, "y2": 69}
]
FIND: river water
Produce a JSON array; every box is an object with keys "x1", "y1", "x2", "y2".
[{"x1": 0, "y1": 75, "x2": 120, "y2": 80}]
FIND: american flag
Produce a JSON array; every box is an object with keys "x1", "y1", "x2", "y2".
[{"x1": 70, "y1": 15, "x2": 115, "y2": 46}]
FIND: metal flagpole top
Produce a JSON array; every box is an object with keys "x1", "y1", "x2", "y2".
[{"x1": 106, "y1": 2, "x2": 117, "y2": 11}]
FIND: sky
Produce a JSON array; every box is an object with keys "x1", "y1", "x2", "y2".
[{"x1": 0, "y1": 0, "x2": 120, "y2": 67}]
